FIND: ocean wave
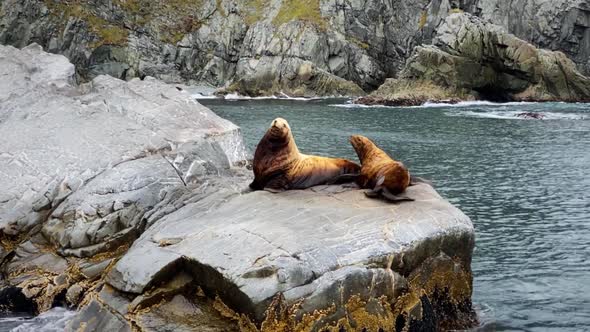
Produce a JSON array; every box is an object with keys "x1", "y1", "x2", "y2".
[
  {"x1": 10, "y1": 307, "x2": 76, "y2": 332},
  {"x1": 445, "y1": 110, "x2": 586, "y2": 120},
  {"x1": 421, "y1": 100, "x2": 537, "y2": 108},
  {"x1": 197, "y1": 92, "x2": 326, "y2": 101},
  {"x1": 328, "y1": 100, "x2": 539, "y2": 109},
  {"x1": 191, "y1": 93, "x2": 219, "y2": 99}
]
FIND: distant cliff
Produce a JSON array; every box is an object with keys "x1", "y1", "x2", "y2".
[{"x1": 1, "y1": 0, "x2": 588, "y2": 97}]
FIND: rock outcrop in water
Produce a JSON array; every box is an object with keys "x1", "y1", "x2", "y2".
[
  {"x1": 1, "y1": 0, "x2": 588, "y2": 97},
  {"x1": 0, "y1": 44, "x2": 477, "y2": 331},
  {"x1": 359, "y1": 13, "x2": 590, "y2": 105}
]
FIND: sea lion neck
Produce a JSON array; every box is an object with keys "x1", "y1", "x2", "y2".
[
  {"x1": 265, "y1": 127, "x2": 299, "y2": 155},
  {"x1": 351, "y1": 136, "x2": 377, "y2": 163}
]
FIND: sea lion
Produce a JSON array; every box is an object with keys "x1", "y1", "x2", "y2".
[
  {"x1": 349, "y1": 135, "x2": 415, "y2": 202},
  {"x1": 250, "y1": 118, "x2": 360, "y2": 191}
]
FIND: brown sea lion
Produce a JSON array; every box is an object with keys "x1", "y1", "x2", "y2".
[
  {"x1": 350, "y1": 135, "x2": 416, "y2": 202},
  {"x1": 250, "y1": 118, "x2": 360, "y2": 191}
]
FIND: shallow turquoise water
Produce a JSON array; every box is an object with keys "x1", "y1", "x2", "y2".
[{"x1": 201, "y1": 99, "x2": 590, "y2": 332}]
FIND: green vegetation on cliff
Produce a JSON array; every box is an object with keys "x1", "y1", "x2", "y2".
[
  {"x1": 43, "y1": 0, "x2": 128, "y2": 47},
  {"x1": 43, "y1": 0, "x2": 208, "y2": 46},
  {"x1": 273, "y1": 0, "x2": 326, "y2": 28}
]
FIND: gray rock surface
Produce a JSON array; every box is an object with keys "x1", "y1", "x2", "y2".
[
  {"x1": 364, "y1": 13, "x2": 590, "y2": 103},
  {"x1": 0, "y1": 43, "x2": 248, "y2": 312},
  {"x1": 1, "y1": 45, "x2": 476, "y2": 330},
  {"x1": 106, "y1": 182, "x2": 475, "y2": 326},
  {"x1": 1, "y1": 0, "x2": 586, "y2": 97},
  {"x1": 0, "y1": 43, "x2": 247, "y2": 246}
]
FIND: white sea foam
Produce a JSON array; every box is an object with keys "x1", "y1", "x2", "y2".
[
  {"x1": 420, "y1": 100, "x2": 537, "y2": 108},
  {"x1": 9, "y1": 308, "x2": 76, "y2": 332},
  {"x1": 216, "y1": 92, "x2": 328, "y2": 101},
  {"x1": 329, "y1": 100, "x2": 540, "y2": 109},
  {"x1": 445, "y1": 110, "x2": 586, "y2": 120},
  {"x1": 329, "y1": 102, "x2": 397, "y2": 109},
  {"x1": 191, "y1": 93, "x2": 219, "y2": 99}
]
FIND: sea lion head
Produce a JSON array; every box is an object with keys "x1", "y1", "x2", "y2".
[
  {"x1": 349, "y1": 135, "x2": 375, "y2": 162},
  {"x1": 267, "y1": 117, "x2": 292, "y2": 140}
]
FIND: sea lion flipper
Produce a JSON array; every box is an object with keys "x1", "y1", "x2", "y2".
[
  {"x1": 381, "y1": 189, "x2": 415, "y2": 202},
  {"x1": 263, "y1": 175, "x2": 289, "y2": 192},
  {"x1": 410, "y1": 176, "x2": 432, "y2": 186},
  {"x1": 326, "y1": 173, "x2": 359, "y2": 185},
  {"x1": 364, "y1": 189, "x2": 381, "y2": 198},
  {"x1": 264, "y1": 187, "x2": 285, "y2": 193}
]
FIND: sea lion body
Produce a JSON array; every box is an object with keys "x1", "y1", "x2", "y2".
[
  {"x1": 349, "y1": 135, "x2": 412, "y2": 201},
  {"x1": 250, "y1": 118, "x2": 360, "y2": 191}
]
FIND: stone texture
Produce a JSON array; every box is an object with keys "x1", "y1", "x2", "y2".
[
  {"x1": 2, "y1": 0, "x2": 585, "y2": 97},
  {"x1": 364, "y1": 13, "x2": 590, "y2": 103},
  {"x1": 0, "y1": 43, "x2": 247, "y2": 245},
  {"x1": 1, "y1": 45, "x2": 477, "y2": 330},
  {"x1": 0, "y1": 43, "x2": 248, "y2": 316},
  {"x1": 106, "y1": 182, "x2": 476, "y2": 329}
]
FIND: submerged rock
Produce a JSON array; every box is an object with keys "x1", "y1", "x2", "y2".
[
  {"x1": 517, "y1": 112, "x2": 546, "y2": 120},
  {"x1": 1, "y1": 44, "x2": 477, "y2": 331},
  {"x1": 361, "y1": 13, "x2": 590, "y2": 105}
]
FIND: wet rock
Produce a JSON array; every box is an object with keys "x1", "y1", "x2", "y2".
[
  {"x1": 0, "y1": 286, "x2": 37, "y2": 314},
  {"x1": 65, "y1": 284, "x2": 84, "y2": 307},
  {"x1": 66, "y1": 299, "x2": 131, "y2": 332},
  {"x1": 134, "y1": 295, "x2": 239, "y2": 332}
]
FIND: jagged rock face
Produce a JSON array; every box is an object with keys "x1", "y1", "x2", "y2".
[
  {"x1": 473, "y1": 0, "x2": 590, "y2": 76},
  {"x1": 0, "y1": 42, "x2": 249, "y2": 320},
  {"x1": 367, "y1": 13, "x2": 590, "y2": 103},
  {"x1": 0, "y1": 43, "x2": 248, "y2": 249},
  {"x1": 4, "y1": 0, "x2": 585, "y2": 97}
]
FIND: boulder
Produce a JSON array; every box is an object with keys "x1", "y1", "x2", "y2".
[
  {"x1": 103, "y1": 183, "x2": 476, "y2": 330},
  {"x1": 0, "y1": 43, "x2": 247, "y2": 241},
  {"x1": 0, "y1": 43, "x2": 248, "y2": 314},
  {"x1": 361, "y1": 13, "x2": 590, "y2": 104},
  {"x1": 1, "y1": 44, "x2": 477, "y2": 331}
]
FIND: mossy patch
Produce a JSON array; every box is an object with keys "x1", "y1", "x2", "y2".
[
  {"x1": 272, "y1": 0, "x2": 326, "y2": 29},
  {"x1": 419, "y1": 11, "x2": 427, "y2": 29},
  {"x1": 43, "y1": 0, "x2": 209, "y2": 47},
  {"x1": 43, "y1": 0, "x2": 129, "y2": 48},
  {"x1": 347, "y1": 36, "x2": 369, "y2": 50}
]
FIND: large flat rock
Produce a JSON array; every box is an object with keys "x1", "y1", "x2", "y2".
[
  {"x1": 108, "y1": 182, "x2": 474, "y2": 322},
  {"x1": 0, "y1": 44, "x2": 248, "y2": 255}
]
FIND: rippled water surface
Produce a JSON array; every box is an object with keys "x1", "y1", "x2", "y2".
[{"x1": 201, "y1": 99, "x2": 590, "y2": 332}]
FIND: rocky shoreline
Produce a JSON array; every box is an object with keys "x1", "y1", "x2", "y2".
[
  {"x1": 354, "y1": 13, "x2": 590, "y2": 106},
  {"x1": 1, "y1": 1, "x2": 589, "y2": 99},
  {"x1": 0, "y1": 44, "x2": 478, "y2": 331}
]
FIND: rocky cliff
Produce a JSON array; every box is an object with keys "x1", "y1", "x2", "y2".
[
  {"x1": 1, "y1": 0, "x2": 588, "y2": 97},
  {"x1": 359, "y1": 13, "x2": 590, "y2": 104},
  {"x1": 0, "y1": 44, "x2": 477, "y2": 331}
]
